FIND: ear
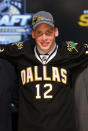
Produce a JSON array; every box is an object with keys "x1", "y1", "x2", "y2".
[
  {"x1": 32, "y1": 30, "x2": 35, "y2": 39},
  {"x1": 55, "y1": 27, "x2": 59, "y2": 37}
]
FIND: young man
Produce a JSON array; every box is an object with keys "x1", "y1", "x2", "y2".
[{"x1": 0, "y1": 11, "x2": 88, "y2": 131}]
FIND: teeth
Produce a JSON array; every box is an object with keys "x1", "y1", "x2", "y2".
[
  {"x1": 43, "y1": 43, "x2": 47, "y2": 45},
  {"x1": 42, "y1": 42, "x2": 48, "y2": 45}
]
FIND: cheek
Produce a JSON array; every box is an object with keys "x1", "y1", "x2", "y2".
[
  {"x1": 36, "y1": 38, "x2": 40, "y2": 42},
  {"x1": 35, "y1": 38, "x2": 41, "y2": 46},
  {"x1": 49, "y1": 36, "x2": 55, "y2": 42}
]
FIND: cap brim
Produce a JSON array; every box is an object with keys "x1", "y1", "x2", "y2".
[{"x1": 33, "y1": 21, "x2": 54, "y2": 29}]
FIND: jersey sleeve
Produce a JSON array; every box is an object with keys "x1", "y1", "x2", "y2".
[
  {"x1": 60, "y1": 41, "x2": 88, "y2": 68},
  {"x1": 64, "y1": 41, "x2": 87, "y2": 55},
  {"x1": 0, "y1": 42, "x2": 24, "y2": 60}
]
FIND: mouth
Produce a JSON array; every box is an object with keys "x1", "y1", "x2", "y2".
[{"x1": 40, "y1": 42, "x2": 49, "y2": 47}]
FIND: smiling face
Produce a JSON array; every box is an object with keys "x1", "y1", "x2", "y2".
[{"x1": 32, "y1": 24, "x2": 59, "y2": 53}]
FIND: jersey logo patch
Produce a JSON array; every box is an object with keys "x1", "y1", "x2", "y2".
[
  {"x1": 12, "y1": 42, "x2": 23, "y2": 50},
  {"x1": 66, "y1": 41, "x2": 78, "y2": 52}
]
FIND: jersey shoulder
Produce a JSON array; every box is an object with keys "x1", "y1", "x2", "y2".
[{"x1": 57, "y1": 41, "x2": 84, "y2": 57}]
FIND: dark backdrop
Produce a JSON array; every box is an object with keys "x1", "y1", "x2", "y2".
[{"x1": 26, "y1": 0, "x2": 88, "y2": 43}]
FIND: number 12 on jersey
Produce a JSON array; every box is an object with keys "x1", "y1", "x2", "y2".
[{"x1": 35, "y1": 83, "x2": 53, "y2": 99}]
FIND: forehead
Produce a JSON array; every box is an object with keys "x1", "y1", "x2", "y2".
[{"x1": 34, "y1": 23, "x2": 54, "y2": 31}]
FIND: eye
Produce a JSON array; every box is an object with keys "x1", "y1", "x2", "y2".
[
  {"x1": 45, "y1": 30, "x2": 53, "y2": 36},
  {"x1": 35, "y1": 31, "x2": 42, "y2": 36}
]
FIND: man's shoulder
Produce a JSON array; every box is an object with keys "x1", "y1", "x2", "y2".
[
  {"x1": 22, "y1": 40, "x2": 35, "y2": 57},
  {"x1": 23, "y1": 39, "x2": 35, "y2": 49}
]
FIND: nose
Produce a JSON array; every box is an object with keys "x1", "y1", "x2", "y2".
[{"x1": 42, "y1": 34, "x2": 47, "y2": 40}]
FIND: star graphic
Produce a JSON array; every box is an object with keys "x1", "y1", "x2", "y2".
[{"x1": 66, "y1": 41, "x2": 78, "y2": 52}]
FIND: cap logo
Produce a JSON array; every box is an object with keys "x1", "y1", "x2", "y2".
[{"x1": 32, "y1": 16, "x2": 45, "y2": 26}]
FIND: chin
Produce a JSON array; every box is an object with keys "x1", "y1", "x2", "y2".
[
  {"x1": 41, "y1": 46, "x2": 50, "y2": 51},
  {"x1": 41, "y1": 47, "x2": 49, "y2": 52}
]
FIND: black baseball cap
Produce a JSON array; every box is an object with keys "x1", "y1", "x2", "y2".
[{"x1": 32, "y1": 11, "x2": 55, "y2": 29}]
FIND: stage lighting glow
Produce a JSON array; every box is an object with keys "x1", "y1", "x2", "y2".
[{"x1": 0, "y1": 0, "x2": 32, "y2": 44}]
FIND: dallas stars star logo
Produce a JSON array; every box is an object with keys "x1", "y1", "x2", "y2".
[
  {"x1": 66, "y1": 41, "x2": 78, "y2": 52},
  {"x1": 32, "y1": 16, "x2": 45, "y2": 26}
]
